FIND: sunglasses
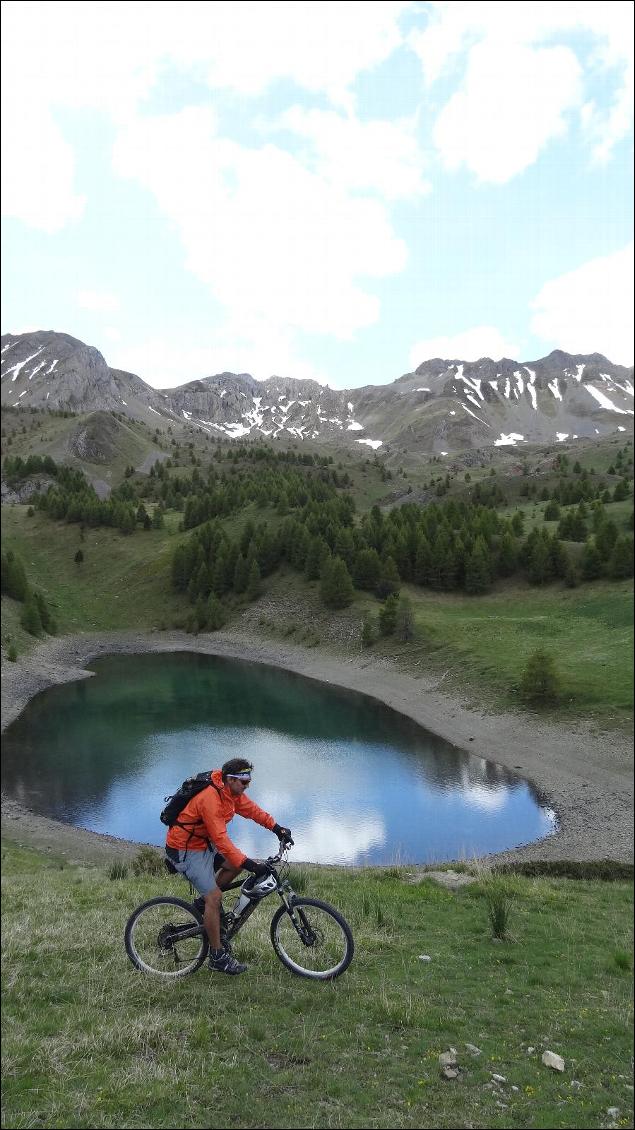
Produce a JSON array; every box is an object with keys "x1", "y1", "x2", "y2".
[{"x1": 228, "y1": 775, "x2": 251, "y2": 785}]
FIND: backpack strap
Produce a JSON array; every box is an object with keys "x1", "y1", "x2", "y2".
[{"x1": 174, "y1": 779, "x2": 224, "y2": 852}]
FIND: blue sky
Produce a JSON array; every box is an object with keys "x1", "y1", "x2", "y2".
[{"x1": 1, "y1": 1, "x2": 633, "y2": 389}]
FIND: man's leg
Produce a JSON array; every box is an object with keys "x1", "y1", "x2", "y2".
[
  {"x1": 215, "y1": 861, "x2": 242, "y2": 890},
  {"x1": 203, "y1": 886, "x2": 223, "y2": 950}
]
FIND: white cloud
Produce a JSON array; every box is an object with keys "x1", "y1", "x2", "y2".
[
  {"x1": 0, "y1": 2, "x2": 410, "y2": 233},
  {"x1": 411, "y1": 2, "x2": 633, "y2": 179},
  {"x1": 77, "y1": 290, "x2": 121, "y2": 314},
  {"x1": 105, "y1": 325, "x2": 331, "y2": 389},
  {"x1": 182, "y1": 1, "x2": 409, "y2": 107},
  {"x1": 433, "y1": 41, "x2": 582, "y2": 183},
  {"x1": 274, "y1": 107, "x2": 430, "y2": 200},
  {"x1": 1, "y1": 100, "x2": 85, "y2": 232},
  {"x1": 112, "y1": 108, "x2": 406, "y2": 341},
  {"x1": 106, "y1": 337, "x2": 218, "y2": 389},
  {"x1": 1, "y1": 1, "x2": 409, "y2": 114},
  {"x1": 409, "y1": 327, "x2": 521, "y2": 368},
  {"x1": 290, "y1": 812, "x2": 386, "y2": 865},
  {"x1": 530, "y1": 242, "x2": 634, "y2": 365}
]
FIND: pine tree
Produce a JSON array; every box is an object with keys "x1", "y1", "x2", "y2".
[
  {"x1": 608, "y1": 535, "x2": 634, "y2": 579},
  {"x1": 378, "y1": 593, "x2": 399, "y2": 636},
  {"x1": 20, "y1": 590, "x2": 43, "y2": 636},
  {"x1": 194, "y1": 596, "x2": 208, "y2": 631},
  {"x1": 527, "y1": 537, "x2": 552, "y2": 584},
  {"x1": 376, "y1": 555, "x2": 401, "y2": 599},
  {"x1": 581, "y1": 541, "x2": 603, "y2": 580},
  {"x1": 595, "y1": 519, "x2": 619, "y2": 561},
  {"x1": 320, "y1": 556, "x2": 354, "y2": 609},
  {"x1": 171, "y1": 545, "x2": 189, "y2": 591},
  {"x1": 353, "y1": 547, "x2": 381, "y2": 591},
  {"x1": 548, "y1": 535, "x2": 569, "y2": 579},
  {"x1": 361, "y1": 612, "x2": 377, "y2": 647},
  {"x1": 305, "y1": 536, "x2": 330, "y2": 581},
  {"x1": 519, "y1": 649, "x2": 562, "y2": 705},
  {"x1": 511, "y1": 511, "x2": 525, "y2": 537},
  {"x1": 207, "y1": 593, "x2": 225, "y2": 630},
  {"x1": 34, "y1": 590, "x2": 56, "y2": 634},
  {"x1": 394, "y1": 596, "x2": 415, "y2": 642},
  {"x1": 497, "y1": 531, "x2": 518, "y2": 577},
  {"x1": 564, "y1": 558, "x2": 580, "y2": 587},
  {"x1": 1, "y1": 550, "x2": 28, "y2": 600},
  {"x1": 246, "y1": 559, "x2": 261, "y2": 601},
  {"x1": 464, "y1": 537, "x2": 491, "y2": 595},
  {"x1": 212, "y1": 545, "x2": 230, "y2": 596},
  {"x1": 414, "y1": 535, "x2": 432, "y2": 586},
  {"x1": 233, "y1": 554, "x2": 250, "y2": 594},
  {"x1": 333, "y1": 527, "x2": 355, "y2": 570}
]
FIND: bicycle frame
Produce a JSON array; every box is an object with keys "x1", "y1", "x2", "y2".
[
  {"x1": 221, "y1": 846, "x2": 300, "y2": 942},
  {"x1": 178, "y1": 845, "x2": 300, "y2": 947}
]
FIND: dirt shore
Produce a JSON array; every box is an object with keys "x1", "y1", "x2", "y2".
[{"x1": 1, "y1": 630, "x2": 633, "y2": 867}]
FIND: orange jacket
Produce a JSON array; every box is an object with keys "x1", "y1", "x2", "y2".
[{"x1": 165, "y1": 769, "x2": 276, "y2": 869}]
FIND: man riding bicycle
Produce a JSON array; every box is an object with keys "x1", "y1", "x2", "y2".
[{"x1": 165, "y1": 758, "x2": 292, "y2": 975}]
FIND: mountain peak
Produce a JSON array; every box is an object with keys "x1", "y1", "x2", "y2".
[{"x1": 2, "y1": 329, "x2": 633, "y2": 455}]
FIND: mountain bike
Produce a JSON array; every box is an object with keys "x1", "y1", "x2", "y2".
[{"x1": 124, "y1": 844, "x2": 354, "y2": 981}]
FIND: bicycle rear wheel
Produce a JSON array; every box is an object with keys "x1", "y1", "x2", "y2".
[
  {"x1": 125, "y1": 896, "x2": 208, "y2": 977},
  {"x1": 270, "y1": 897, "x2": 354, "y2": 980}
]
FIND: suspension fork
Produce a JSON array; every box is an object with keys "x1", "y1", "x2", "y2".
[{"x1": 278, "y1": 887, "x2": 316, "y2": 944}]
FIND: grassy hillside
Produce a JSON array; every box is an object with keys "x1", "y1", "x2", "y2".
[
  {"x1": 2, "y1": 427, "x2": 633, "y2": 724},
  {"x1": 1, "y1": 407, "x2": 167, "y2": 487},
  {"x1": 2, "y1": 497, "x2": 633, "y2": 725},
  {"x1": 1, "y1": 840, "x2": 632, "y2": 1130}
]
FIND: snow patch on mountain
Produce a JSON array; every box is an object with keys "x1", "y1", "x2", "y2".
[
  {"x1": 495, "y1": 432, "x2": 525, "y2": 446},
  {"x1": 585, "y1": 386, "x2": 634, "y2": 415}
]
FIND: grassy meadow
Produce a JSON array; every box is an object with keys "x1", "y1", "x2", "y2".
[{"x1": 1, "y1": 840, "x2": 633, "y2": 1130}]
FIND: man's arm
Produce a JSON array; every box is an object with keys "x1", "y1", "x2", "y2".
[
  {"x1": 234, "y1": 793, "x2": 276, "y2": 831},
  {"x1": 199, "y1": 789, "x2": 248, "y2": 870}
]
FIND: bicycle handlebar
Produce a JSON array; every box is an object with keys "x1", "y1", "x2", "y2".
[{"x1": 266, "y1": 841, "x2": 293, "y2": 867}]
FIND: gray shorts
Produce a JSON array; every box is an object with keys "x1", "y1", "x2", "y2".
[{"x1": 166, "y1": 846, "x2": 219, "y2": 896}]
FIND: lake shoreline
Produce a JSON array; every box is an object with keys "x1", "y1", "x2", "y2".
[{"x1": 1, "y1": 629, "x2": 633, "y2": 867}]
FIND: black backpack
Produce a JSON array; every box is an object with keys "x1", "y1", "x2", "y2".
[{"x1": 160, "y1": 771, "x2": 220, "y2": 828}]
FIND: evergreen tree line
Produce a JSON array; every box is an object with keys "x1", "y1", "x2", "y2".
[
  {"x1": 1, "y1": 549, "x2": 57, "y2": 637},
  {"x1": 3, "y1": 453, "x2": 59, "y2": 482},
  {"x1": 143, "y1": 459, "x2": 348, "y2": 523},
  {"x1": 520, "y1": 471, "x2": 632, "y2": 507},
  {"x1": 30, "y1": 468, "x2": 164, "y2": 534},
  {"x1": 171, "y1": 489, "x2": 634, "y2": 621},
  {"x1": 201, "y1": 441, "x2": 338, "y2": 469}
]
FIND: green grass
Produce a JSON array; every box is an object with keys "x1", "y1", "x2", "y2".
[
  {"x1": 1, "y1": 840, "x2": 633, "y2": 1129},
  {"x1": 1, "y1": 506, "x2": 187, "y2": 640},
  {"x1": 357, "y1": 580, "x2": 634, "y2": 722}
]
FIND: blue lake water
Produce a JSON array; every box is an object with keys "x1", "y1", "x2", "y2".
[{"x1": 1, "y1": 652, "x2": 557, "y2": 864}]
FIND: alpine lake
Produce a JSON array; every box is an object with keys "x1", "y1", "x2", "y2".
[{"x1": 1, "y1": 652, "x2": 557, "y2": 865}]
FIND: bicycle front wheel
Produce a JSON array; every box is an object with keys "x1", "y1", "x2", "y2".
[
  {"x1": 270, "y1": 897, "x2": 354, "y2": 980},
  {"x1": 125, "y1": 896, "x2": 208, "y2": 978}
]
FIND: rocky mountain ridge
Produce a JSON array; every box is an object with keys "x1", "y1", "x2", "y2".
[{"x1": 2, "y1": 330, "x2": 633, "y2": 455}]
